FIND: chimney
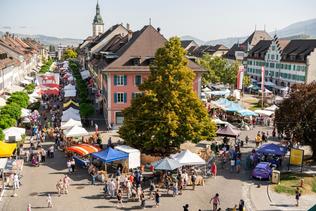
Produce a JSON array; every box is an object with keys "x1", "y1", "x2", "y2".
[
  {"x1": 126, "y1": 23, "x2": 130, "y2": 31},
  {"x1": 157, "y1": 27, "x2": 161, "y2": 33},
  {"x1": 128, "y1": 31, "x2": 132, "y2": 41}
]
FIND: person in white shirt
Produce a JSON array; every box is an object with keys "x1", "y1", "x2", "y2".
[{"x1": 13, "y1": 174, "x2": 20, "y2": 190}]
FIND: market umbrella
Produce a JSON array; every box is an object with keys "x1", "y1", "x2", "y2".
[
  {"x1": 3, "y1": 127, "x2": 26, "y2": 141},
  {"x1": 0, "y1": 142, "x2": 17, "y2": 157},
  {"x1": 154, "y1": 157, "x2": 182, "y2": 170},
  {"x1": 216, "y1": 125, "x2": 240, "y2": 138},
  {"x1": 257, "y1": 143, "x2": 288, "y2": 156}
]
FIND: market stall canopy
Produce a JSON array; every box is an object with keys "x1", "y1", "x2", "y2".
[
  {"x1": 257, "y1": 143, "x2": 288, "y2": 156},
  {"x1": 80, "y1": 70, "x2": 90, "y2": 80},
  {"x1": 20, "y1": 80, "x2": 31, "y2": 85},
  {"x1": 173, "y1": 149, "x2": 205, "y2": 165},
  {"x1": 63, "y1": 107, "x2": 80, "y2": 115},
  {"x1": 224, "y1": 103, "x2": 244, "y2": 112},
  {"x1": 63, "y1": 103, "x2": 79, "y2": 111},
  {"x1": 3, "y1": 127, "x2": 26, "y2": 141},
  {"x1": 61, "y1": 118, "x2": 82, "y2": 129},
  {"x1": 202, "y1": 87, "x2": 211, "y2": 92},
  {"x1": 63, "y1": 100, "x2": 79, "y2": 108},
  {"x1": 64, "y1": 125, "x2": 88, "y2": 137},
  {"x1": 91, "y1": 147, "x2": 128, "y2": 163},
  {"x1": 0, "y1": 158, "x2": 8, "y2": 169},
  {"x1": 25, "y1": 76, "x2": 34, "y2": 81},
  {"x1": 216, "y1": 125, "x2": 240, "y2": 137},
  {"x1": 61, "y1": 112, "x2": 81, "y2": 122},
  {"x1": 0, "y1": 97, "x2": 7, "y2": 107},
  {"x1": 64, "y1": 89, "x2": 76, "y2": 97},
  {"x1": 7, "y1": 85, "x2": 24, "y2": 93},
  {"x1": 29, "y1": 89, "x2": 41, "y2": 99},
  {"x1": 20, "y1": 108, "x2": 31, "y2": 118},
  {"x1": 209, "y1": 89, "x2": 230, "y2": 97},
  {"x1": 237, "y1": 109, "x2": 258, "y2": 116},
  {"x1": 0, "y1": 142, "x2": 17, "y2": 157},
  {"x1": 154, "y1": 157, "x2": 182, "y2": 170},
  {"x1": 64, "y1": 84, "x2": 76, "y2": 91},
  {"x1": 254, "y1": 109, "x2": 274, "y2": 116},
  {"x1": 67, "y1": 144, "x2": 100, "y2": 156},
  {"x1": 115, "y1": 145, "x2": 140, "y2": 169},
  {"x1": 264, "y1": 104, "x2": 279, "y2": 112}
]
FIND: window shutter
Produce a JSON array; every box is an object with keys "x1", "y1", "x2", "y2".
[
  {"x1": 114, "y1": 93, "x2": 117, "y2": 103},
  {"x1": 124, "y1": 75, "x2": 127, "y2": 85},
  {"x1": 124, "y1": 93, "x2": 127, "y2": 103},
  {"x1": 114, "y1": 75, "x2": 117, "y2": 86}
]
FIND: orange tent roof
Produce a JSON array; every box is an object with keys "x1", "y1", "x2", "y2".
[{"x1": 67, "y1": 144, "x2": 100, "y2": 156}]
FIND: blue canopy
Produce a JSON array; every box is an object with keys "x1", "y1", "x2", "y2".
[
  {"x1": 257, "y1": 143, "x2": 288, "y2": 156},
  {"x1": 91, "y1": 147, "x2": 128, "y2": 163},
  {"x1": 237, "y1": 109, "x2": 258, "y2": 116}
]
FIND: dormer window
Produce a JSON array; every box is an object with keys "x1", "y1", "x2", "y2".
[{"x1": 132, "y1": 57, "x2": 141, "y2": 66}]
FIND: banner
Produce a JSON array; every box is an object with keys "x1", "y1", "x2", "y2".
[
  {"x1": 36, "y1": 73, "x2": 60, "y2": 86},
  {"x1": 289, "y1": 148, "x2": 304, "y2": 166},
  {"x1": 236, "y1": 65, "x2": 244, "y2": 90}
]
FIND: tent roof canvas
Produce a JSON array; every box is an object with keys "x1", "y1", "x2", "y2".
[
  {"x1": 61, "y1": 118, "x2": 82, "y2": 129},
  {"x1": 62, "y1": 112, "x2": 81, "y2": 122},
  {"x1": 64, "y1": 125, "x2": 89, "y2": 137},
  {"x1": 173, "y1": 149, "x2": 205, "y2": 165},
  {"x1": 216, "y1": 125, "x2": 240, "y2": 137},
  {"x1": 92, "y1": 147, "x2": 128, "y2": 163},
  {"x1": 3, "y1": 127, "x2": 26, "y2": 141},
  {"x1": 257, "y1": 143, "x2": 288, "y2": 156},
  {"x1": 0, "y1": 142, "x2": 17, "y2": 157},
  {"x1": 264, "y1": 104, "x2": 279, "y2": 111},
  {"x1": 64, "y1": 84, "x2": 76, "y2": 90},
  {"x1": 154, "y1": 157, "x2": 182, "y2": 170}
]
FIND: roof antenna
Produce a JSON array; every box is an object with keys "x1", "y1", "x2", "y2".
[{"x1": 149, "y1": 18, "x2": 152, "y2": 26}]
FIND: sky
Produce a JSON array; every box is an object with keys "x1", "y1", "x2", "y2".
[{"x1": 1, "y1": 0, "x2": 316, "y2": 41}]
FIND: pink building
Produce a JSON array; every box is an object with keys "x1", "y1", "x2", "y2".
[{"x1": 90, "y1": 25, "x2": 204, "y2": 126}]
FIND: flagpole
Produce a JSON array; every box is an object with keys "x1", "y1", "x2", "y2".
[{"x1": 261, "y1": 66, "x2": 265, "y2": 109}]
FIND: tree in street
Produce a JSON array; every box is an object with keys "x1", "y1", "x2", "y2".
[
  {"x1": 275, "y1": 82, "x2": 316, "y2": 160},
  {"x1": 63, "y1": 48, "x2": 78, "y2": 60},
  {"x1": 119, "y1": 37, "x2": 216, "y2": 156}
]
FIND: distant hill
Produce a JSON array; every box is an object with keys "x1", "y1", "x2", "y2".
[
  {"x1": 182, "y1": 18, "x2": 316, "y2": 48},
  {"x1": 180, "y1": 35, "x2": 205, "y2": 45},
  {"x1": 0, "y1": 31, "x2": 82, "y2": 47}
]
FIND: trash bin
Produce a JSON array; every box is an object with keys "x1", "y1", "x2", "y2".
[{"x1": 271, "y1": 170, "x2": 280, "y2": 184}]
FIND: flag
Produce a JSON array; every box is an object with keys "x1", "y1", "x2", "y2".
[
  {"x1": 261, "y1": 66, "x2": 265, "y2": 93},
  {"x1": 236, "y1": 66, "x2": 244, "y2": 90}
]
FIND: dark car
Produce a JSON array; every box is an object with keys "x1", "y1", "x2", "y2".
[{"x1": 252, "y1": 162, "x2": 272, "y2": 180}]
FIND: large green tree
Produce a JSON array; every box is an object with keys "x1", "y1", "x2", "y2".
[
  {"x1": 63, "y1": 48, "x2": 78, "y2": 60},
  {"x1": 198, "y1": 55, "x2": 240, "y2": 87},
  {"x1": 275, "y1": 82, "x2": 316, "y2": 160},
  {"x1": 119, "y1": 37, "x2": 216, "y2": 156}
]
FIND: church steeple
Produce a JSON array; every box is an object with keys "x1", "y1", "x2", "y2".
[{"x1": 92, "y1": 0, "x2": 104, "y2": 37}]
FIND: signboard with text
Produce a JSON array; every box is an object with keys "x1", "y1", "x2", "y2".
[{"x1": 289, "y1": 148, "x2": 304, "y2": 166}]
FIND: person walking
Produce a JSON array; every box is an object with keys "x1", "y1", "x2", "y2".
[
  {"x1": 155, "y1": 189, "x2": 160, "y2": 208},
  {"x1": 239, "y1": 199, "x2": 245, "y2": 211},
  {"x1": 183, "y1": 204, "x2": 189, "y2": 211},
  {"x1": 67, "y1": 160, "x2": 72, "y2": 174},
  {"x1": 140, "y1": 191, "x2": 146, "y2": 209},
  {"x1": 27, "y1": 204, "x2": 32, "y2": 211},
  {"x1": 47, "y1": 194, "x2": 53, "y2": 208},
  {"x1": 230, "y1": 159, "x2": 235, "y2": 173},
  {"x1": 56, "y1": 179, "x2": 63, "y2": 197},
  {"x1": 13, "y1": 174, "x2": 20, "y2": 190},
  {"x1": 211, "y1": 162, "x2": 217, "y2": 178},
  {"x1": 245, "y1": 135, "x2": 249, "y2": 145},
  {"x1": 63, "y1": 175, "x2": 70, "y2": 194},
  {"x1": 116, "y1": 189, "x2": 123, "y2": 208},
  {"x1": 191, "y1": 173, "x2": 196, "y2": 190},
  {"x1": 210, "y1": 193, "x2": 220, "y2": 211},
  {"x1": 295, "y1": 187, "x2": 301, "y2": 206},
  {"x1": 236, "y1": 157, "x2": 241, "y2": 173},
  {"x1": 70, "y1": 158, "x2": 75, "y2": 173}
]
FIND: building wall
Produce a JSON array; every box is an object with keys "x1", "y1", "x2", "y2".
[
  {"x1": 93, "y1": 24, "x2": 104, "y2": 37},
  {"x1": 306, "y1": 49, "x2": 316, "y2": 84}
]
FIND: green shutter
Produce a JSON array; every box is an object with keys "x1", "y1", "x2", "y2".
[
  {"x1": 124, "y1": 93, "x2": 127, "y2": 103},
  {"x1": 124, "y1": 75, "x2": 127, "y2": 85},
  {"x1": 114, "y1": 75, "x2": 117, "y2": 85},
  {"x1": 114, "y1": 93, "x2": 117, "y2": 103}
]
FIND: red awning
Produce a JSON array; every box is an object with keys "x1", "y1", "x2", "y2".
[{"x1": 67, "y1": 144, "x2": 101, "y2": 156}]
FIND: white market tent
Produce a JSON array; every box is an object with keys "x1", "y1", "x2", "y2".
[
  {"x1": 63, "y1": 107, "x2": 79, "y2": 115},
  {"x1": 264, "y1": 104, "x2": 279, "y2": 112},
  {"x1": 28, "y1": 97, "x2": 38, "y2": 104},
  {"x1": 0, "y1": 97, "x2": 7, "y2": 107},
  {"x1": 254, "y1": 109, "x2": 274, "y2": 116},
  {"x1": 21, "y1": 80, "x2": 31, "y2": 85},
  {"x1": 64, "y1": 89, "x2": 76, "y2": 97},
  {"x1": 3, "y1": 127, "x2": 26, "y2": 141},
  {"x1": 7, "y1": 85, "x2": 24, "y2": 93},
  {"x1": 173, "y1": 149, "x2": 205, "y2": 165},
  {"x1": 20, "y1": 108, "x2": 31, "y2": 118},
  {"x1": 25, "y1": 76, "x2": 34, "y2": 81},
  {"x1": 64, "y1": 84, "x2": 76, "y2": 91},
  {"x1": 80, "y1": 70, "x2": 90, "y2": 80},
  {"x1": 115, "y1": 145, "x2": 140, "y2": 169},
  {"x1": 62, "y1": 112, "x2": 81, "y2": 122},
  {"x1": 202, "y1": 87, "x2": 211, "y2": 92},
  {"x1": 61, "y1": 118, "x2": 82, "y2": 129},
  {"x1": 29, "y1": 90, "x2": 41, "y2": 99},
  {"x1": 64, "y1": 125, "x2": 89, "y2": 137}
]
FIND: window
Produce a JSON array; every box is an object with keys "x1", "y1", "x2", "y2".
[
  {"x1": 270, "y1": 63, "x2": 275, "y2": 68},
  {"x1": 114, "y1": 92, "x2": 127, "y2": 103},
  {"x1": 272, "y1": 46, "x2": 276, "y2": 51},
  {"x1": 135, "y1": 75, "x2": 142, "y2": 86},
  {"x1": 276, "y1": 55, "x2": 279, "y2": 60},
  {"x1": 132, "y1": 92, "x2": 143, "y2": 99},
  {"x1": 115, "y1": 112, "x2": 124, "y2": 124},
  {"x1": 288, "y1": 65, "x2": 291, "y2": 70},
  {"x1": 114, "y1": 75, "x2": 127, "y2": 86},
  {"x1": 271, "y1": 55, "x2": 275, "y2": 60}
]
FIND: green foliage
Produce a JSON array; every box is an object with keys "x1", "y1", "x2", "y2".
[
  {"x1": 0, "y1": 128, "x2": 4, "y2": 140},
  {"x1": 275, "y1": 82, "x2": 316, "y2": 160},
  {"x1": 27, "y1": 102, "x2": 40, "y2": 111},
  {"x1": 0, "y1": 114, "x2": 16, "y2": 129},
  {"x1": 24, "y1": 83, "x2": 36, "y2": 94},
  {"x1": 119, "y1": 37, "x2": 216, "y2": 156},
  {"x1": 39, "y1": 58, "x2": 53, "y2": 73},
  {"x1": 198, "y1": 55, "x2": 239, "y2": 86},
  {"x1": 1, "y1": 102, "x2": 22, "y2": 120},
  {"x1": 79, "y1": 103, "x2": 95, "y2": 118},
  {"x1": 243, "y1": 73, "x2": 251, "y2": 88},
  {"x1": 7, "y1": 92, "x2": 29, "y2": 108},
  {"x1": 63, "y1": 48, "x2": 78, "y2": 60}
]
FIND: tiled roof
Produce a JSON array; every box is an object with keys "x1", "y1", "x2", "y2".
[
  {"x1": 242, "y1": 30, "x2": 272, "y2": 46},
  {"x1": 247, "y1": 40, "x2": 272, "y2": 60},
  {"x1": 281, "y1": 39, "x2": 316, "y2": 63},
  {"x1": 224, "y1": 43, "x2": 247, "y2": 60},
  {"x1": 181, "y1": 40, "x2": 194, "y2": 49}
]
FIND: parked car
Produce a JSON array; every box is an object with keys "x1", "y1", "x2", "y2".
[{"x1": 252, "y1": 162, "x2": 273, "y2": 180}]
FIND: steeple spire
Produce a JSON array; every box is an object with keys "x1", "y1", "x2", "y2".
[{"x1": 92, "y1": 0, "x2": 104, "y2": 37}]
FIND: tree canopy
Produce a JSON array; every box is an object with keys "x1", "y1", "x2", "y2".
[
  {"x1": 119, "y1": 37, "x2": 216, "y2": 156},
  {"x1": 63, "y1": 48, "x2": 78, "y2": 60},
  {"x1": 198, "y1": 54, "x2": 240, "y2": 87},
  {"x1": 275, "y1": 82, "x2": 316, "y2": 159}
]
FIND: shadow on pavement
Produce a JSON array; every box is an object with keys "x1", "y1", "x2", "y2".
[{"x1": 82, "y1": 194, "x2": 105, "y2": 200}]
